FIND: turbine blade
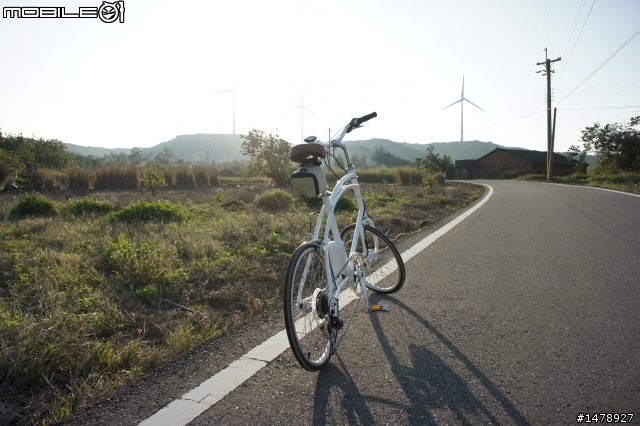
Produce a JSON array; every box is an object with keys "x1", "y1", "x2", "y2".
[
  {"x1": 461, "y1": 75, "x2": 465, "y2": 97},
  {"x1": 209, "y1": 89, "x2": 232, "y2": 95},
  {"x1": 286, "y1": 105, "x2": 302, "y2": 113},
  {"x1": 304, "y1": 106, "x2": 318, "y2": 118},
  {"x1": 463, "y1": 98, "x2": 484, "y2": 111},
  {"x1": 442, "y1": 99, "x2": 463, "y2": 110},
  {"x1": 234, "y1": 89, "x2": 249, "y2": 107}
]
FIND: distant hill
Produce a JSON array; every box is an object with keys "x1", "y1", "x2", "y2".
[
  {"x1": 66, "y1": 134, "x2": 245, "y2": 162},
  {"x1": 66, "y1": 134, "x2": 597, "y2": 165},
  {"x1": 65, "y1": 144, "x2": 130, "y2": 157}
]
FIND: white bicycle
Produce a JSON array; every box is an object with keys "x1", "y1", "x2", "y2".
[{"x1": 284, "y1": 112, "x2": 406, "y2": 371}]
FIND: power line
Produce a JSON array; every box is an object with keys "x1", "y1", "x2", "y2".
[
  {"x1": 470, "y1": 110, "x2": 546, "y2": 131},
  {"x1": 568, "y1": 92, "x2": 640, "y2": 101},
  {"x1": 560, "y1": 0, "x2": 588, "y2": 58},
  {"x1": 570, "y1": 85, "x2": 640, "y2": 94},
  {"x1": 539, "y1": 0, "x2": 549, "y2": 49},
  {"x1": 559, "y1": 0, "x2": 597, "y2": 81},
  {"x1": 559, "y1": 105, "x2": 640, "y2": 110},
  {"x1": 552, "y1": 75, "x2": 588, "y2": 126},
  {"x1": 578, "y1": 79, "x2": 640, "y2": 88},
  {"x1": 557, "y1": 26, "x2": 640, "y2": 104},
  {"x1": 546, "y1": 0, "x2": 560, "y2": 47}
]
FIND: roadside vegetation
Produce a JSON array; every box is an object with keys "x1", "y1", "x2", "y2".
[
  {"x1": 0, "y1": 127, "x2": 481, "y2": 425},
  {"x1": 517, "y1": 170, "x2": 640, "y2": 193},
  {"x1": 517, "y1": 116, "x2": 640, "y2": 193}
]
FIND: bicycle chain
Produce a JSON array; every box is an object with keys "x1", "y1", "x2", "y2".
[{"x1": 334, "y1": 295, "x2": 362, "y2": 350}]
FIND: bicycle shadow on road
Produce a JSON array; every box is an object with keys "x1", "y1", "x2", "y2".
[
  {"x1": 366, "y1": 294, "x2": 531, "y2": 425},
  {"x1": 312, "y1": 356, "x2": 380, "y2": 426}
]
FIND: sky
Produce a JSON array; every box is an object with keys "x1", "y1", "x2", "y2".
[{"x1": 1, "y1": 0, "x2": 639, "y2": 154}]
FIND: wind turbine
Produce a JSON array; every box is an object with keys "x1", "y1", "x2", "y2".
[
  {"x1": 209, "y1": 82, "x2": 245, "y2": 135},
  {"x1": 442, "y1": 75, "x2": 483, "y2": 142},
  {"x1": 286, "y1": 85, "x2": 318, "y2": 142}
]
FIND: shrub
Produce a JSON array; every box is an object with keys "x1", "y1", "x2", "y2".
[
  {"x1": 95, "y1": 166, "x2": 138, "y2": 190},
  {"x1": 254, "y1": 189, "x2": 293, "y2": 211},
  {"x1": 357, "y1": 169, "x2": 397, "y2": 184},
  {"x1": 103, "y1": 234, "x2": 186, "y2": 296},
  {"x1": 10, "y1": 193, "x2": 59, "y2": 217},
  {"x1": 109, "y1": 201, "x2": 186, "y2": 222},
  {"x1": 35, "y1": 168, "x2": 65, "y2": 190},
  {"x1": 163, "y1": 169, "x2": 174, "y2": 187},
  {"x1": 498, "y1": 169, "x2": 521, "y2": 180},
  {"x1": 67, "y1": 168, "x2": 91, "y2": 191},
  {"x1": 433, "y1": 172, "x2": 446, "y2": 186},
  {"x1": 395, "y1": 167, "x2": 423, "y2": 186},
  {"x1": 423, "y1": 174, "x2": 437, "y2": 188},
  {"x1": 395, "y1": 167, "x2": 411, "y2": 186},
  {"x1": 335, "y1": 196, "x2": 357, "y2": 211},
  {"x1": 175, "y1": 167, "x2": 195, "y2": 187},
  {"x1": 67, "y1": 198, "x2": 111, "y2": 216},
  {"x1": 139, "y1": 168, "x2": 167, "y2": 195}
]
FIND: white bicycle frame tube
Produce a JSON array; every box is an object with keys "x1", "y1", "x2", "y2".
[{"x1": 295, "y1": 121, "x2": 379, "y2": 313}]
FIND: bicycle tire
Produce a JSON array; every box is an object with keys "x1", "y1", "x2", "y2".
[
  {"x1": 340, "y1": 224, "x2": 405, "y2": 294},
  {"x1": 283, "y1": 242, "x2": 333, "y2": 371}
]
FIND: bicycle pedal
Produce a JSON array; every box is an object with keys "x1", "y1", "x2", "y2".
[{"x1": 369, "y1": 304, "x2": 390, "y2": 312}]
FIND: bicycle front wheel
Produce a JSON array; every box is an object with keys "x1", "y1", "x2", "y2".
[
  {"x1": 284, "y1": 242, "x2": 333, "y2": 371},
  {"x1": 341, "y1": 224, "x2": 405, "y2": 294}
]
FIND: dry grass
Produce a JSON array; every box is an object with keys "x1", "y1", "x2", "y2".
[{"x1": 0, "y1": 180, "x2": 482, "y2": 425}]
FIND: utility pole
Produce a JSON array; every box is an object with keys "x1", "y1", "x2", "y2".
[
  {"x1": 537, "y1": 48, "x2": 561, "y2": 180},
  {"x1": 327, "y1": 128, "x2": 331, "y2": 142}
]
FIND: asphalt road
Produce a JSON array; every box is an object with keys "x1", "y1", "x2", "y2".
[{"x1": 58, "y1": 181, "x2": 640, "y2": 425}]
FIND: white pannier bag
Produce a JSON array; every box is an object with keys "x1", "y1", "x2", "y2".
[{"x1": 290, "y1": 166, "x2": 327, "y2": 198}]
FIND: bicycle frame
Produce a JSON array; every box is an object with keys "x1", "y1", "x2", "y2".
[{"x1": 297, "y1": 126, "x2": 377, "y2": 320}]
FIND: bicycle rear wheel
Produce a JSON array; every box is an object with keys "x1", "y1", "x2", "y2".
[
  {"x1": 284, "y1": 242, "x2": 333, "y2": 371},
  {"x1": 341, "y1": 224, "x2": 405, "y2": 294}
]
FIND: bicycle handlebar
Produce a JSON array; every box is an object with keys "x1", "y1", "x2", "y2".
[{"x1": 346, "y1": 112, "x2": 377, "y2": 133}]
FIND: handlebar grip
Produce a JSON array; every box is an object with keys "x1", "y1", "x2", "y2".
[
  {"x1": 346, "y1": 112, "x2": 377, "y2": 133},
  {"x1": 356, "y1": 112, "x2": 377, "y2": 125}
]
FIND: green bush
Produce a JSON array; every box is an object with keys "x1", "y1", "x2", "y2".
[
  {"x1": 103, "y1": 235, "x2": 186, "y2": 297},
  {"x1": 139, "y1": 168, "x2": 167, "y2": 195},
  {"x1": 433, "y1": 172, "x2": 446, "y2": 185},
  {"x1": 335, "y1": 196, "x2": 357, "y2": 211},
  {"x1": 109, "y1": 201, "x2": 186, "y2": 222},
  {"x1": 67, "y1": 198, "x2": 111, "y2": 216},
  {"x1": 254, "y1": 189, "x2": 293, "y2": 211},
  {"x1": 299, "y1": 196, "x2": 323, "y2": 210},
  {"x1": 498, "y1": 169, "x2": 522, "y2": 180},
  {"x1": 10, "y1": 193, "x2": 59, "y2": 218},
  {"x1": 297, "y1": 194, "x2": 356, "y2": 212}
]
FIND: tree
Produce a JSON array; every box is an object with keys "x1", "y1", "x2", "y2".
[
  {"x1": 351, "y1": 153, "x2": 368, "y2": 169},
  {"x1": 0, "y1": 134, "x2": 72, "y2": 180},
  {"x1": 577, "y1": 116, "x2": 640, "y2": 172},
  {"x1": 566, "y1": 142, "x2": 592, "y2": 174},
  {"x1": 139, "y1": 167, "x2": 167, "y2": 196},
  {"x1": 416, "y1": 145, "x2": 454, "y2": 177},
  {"x1": 240, "y1": 129, "x2": 294, "y2": 185},
  {"x1": 152, "y1": 147, "x2": 175, "y2": 166},
  {"x1": 0, "y1": 148, "x2": 24, "y2": 183},
  {"x1": 129, "y1": 147, "x2": 146, "y2": 165},
  {"x1": 370, "y1": 145, "x2": 410, "y2": 168}
]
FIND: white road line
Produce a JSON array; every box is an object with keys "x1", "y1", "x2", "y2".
[
  {"x1": 552, "y1": 183, "x2": 640, "y2": 198},
  {"x1": 138, "y1": 185, "x2": 494, "y2": 426}
]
